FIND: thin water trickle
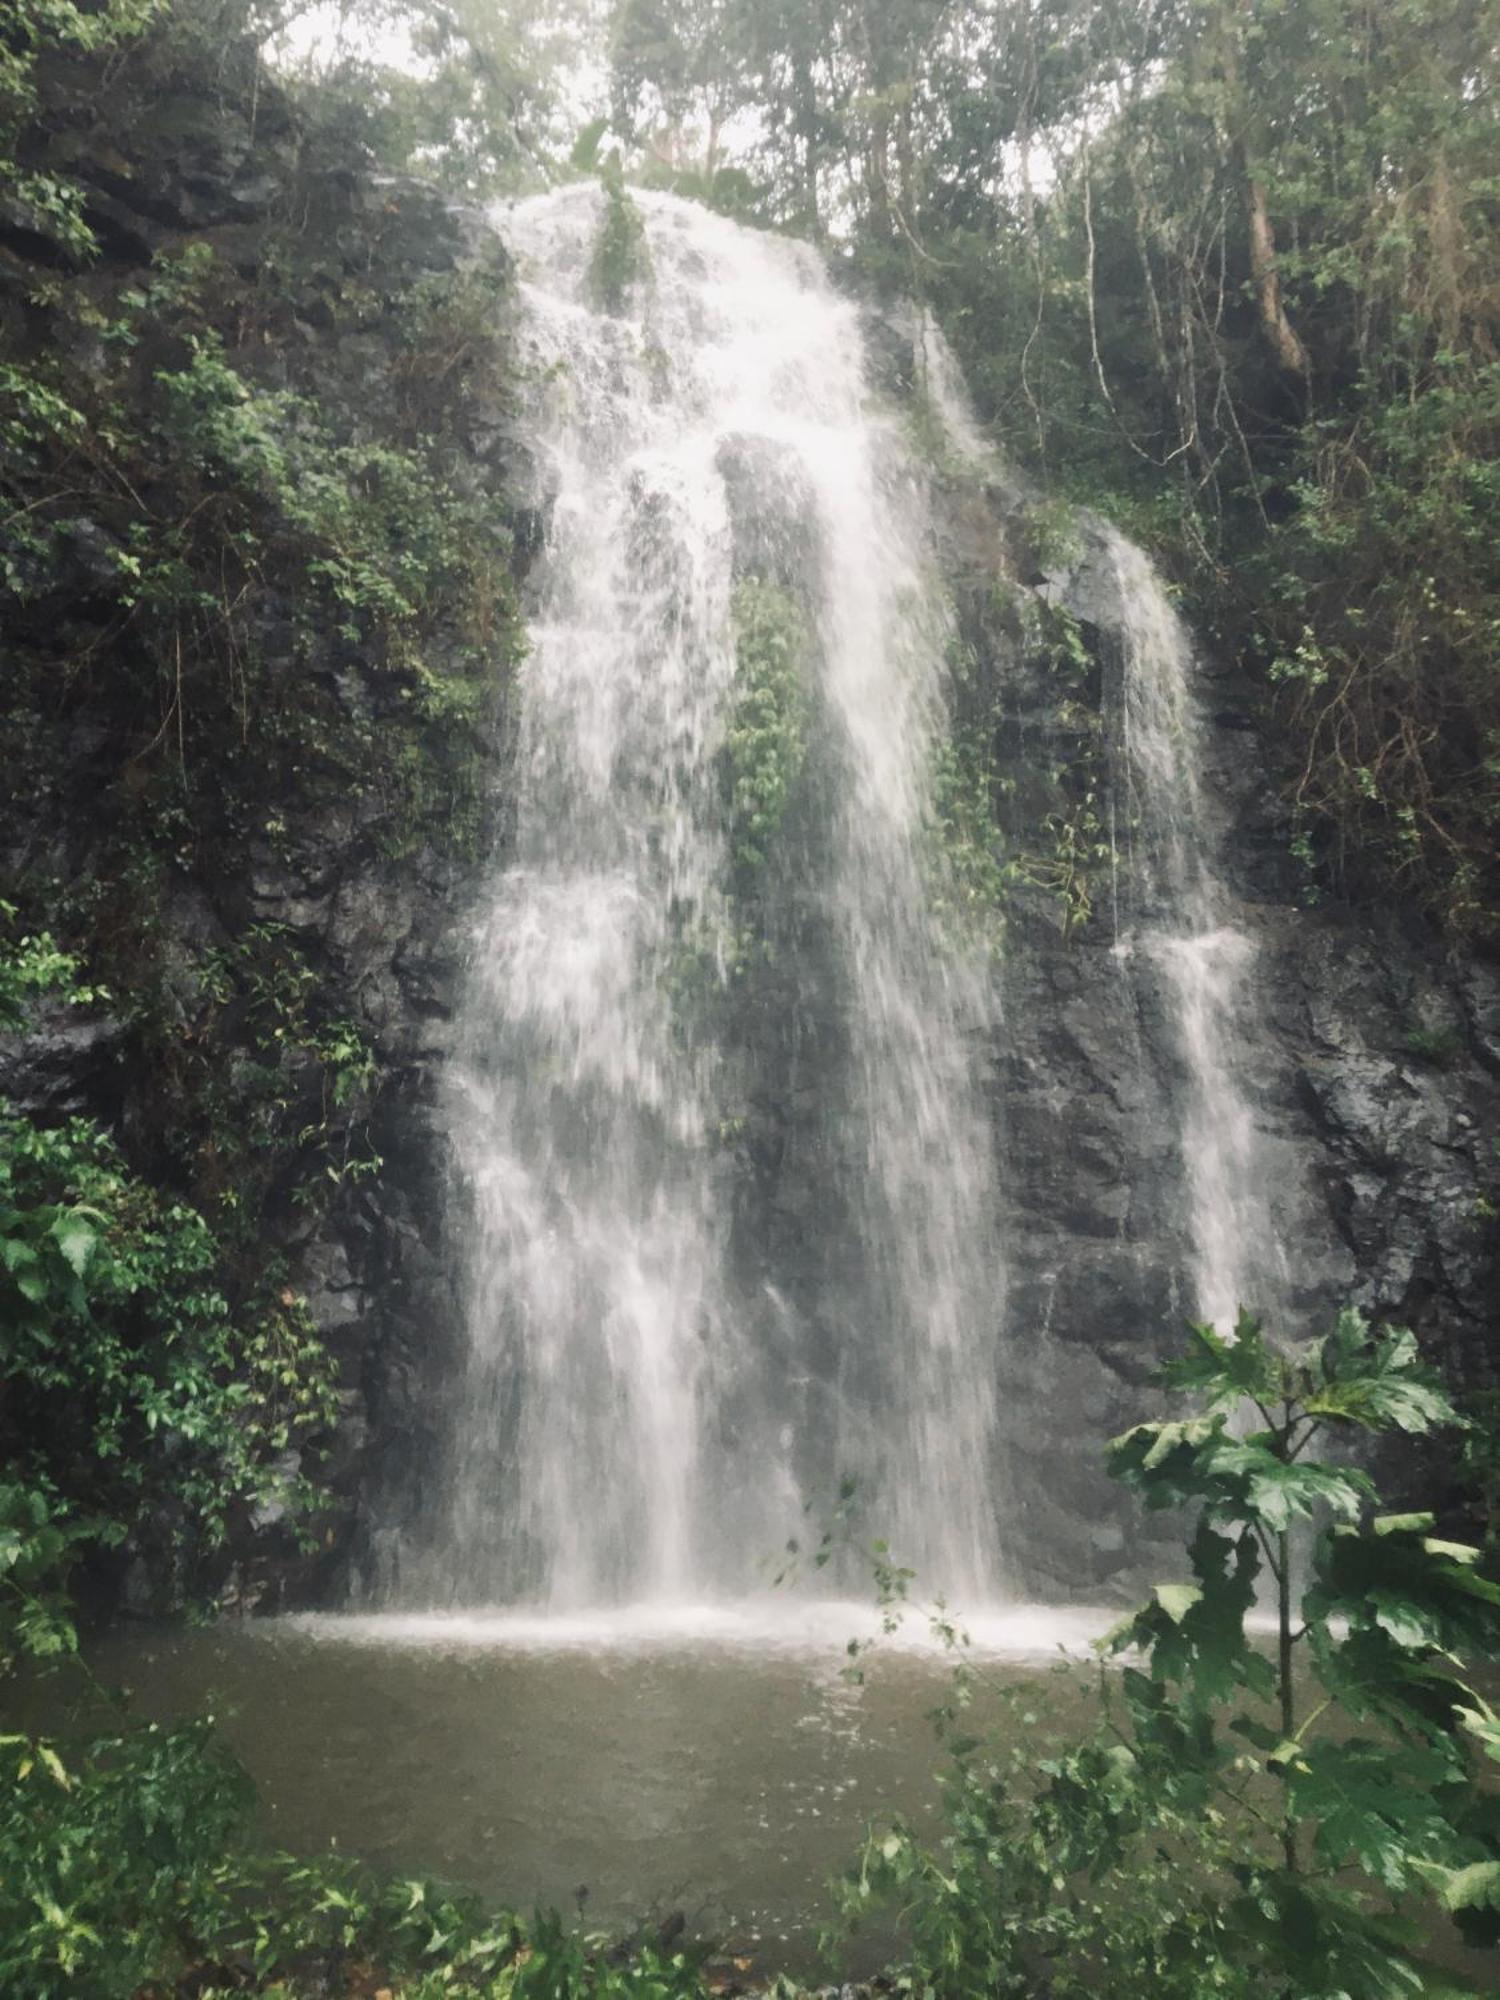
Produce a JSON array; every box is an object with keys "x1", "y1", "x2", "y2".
[
  {"x1": 1105, "y1": 531, "x2": 1288, "y2": 1331},
  {"x1": 907, "y1": 331, "x2": 1287, "y2": 1338},
  {"x1": 404, "y1": 188, "x2": 1005, "y2": 1609}
]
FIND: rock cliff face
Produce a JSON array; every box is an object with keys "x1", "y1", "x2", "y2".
[
  {"x1": 364, "y1": 317, "x2": 1500, "y2": 1603},
  {"x1": 1, "y1": 33, "x2": 531, "y2": 1609},
  {"x1": 925, "y1": 443, "x2": 1500, "y2": 1597}
]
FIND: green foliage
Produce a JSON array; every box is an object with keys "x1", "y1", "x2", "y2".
[
  {"x1": 0, "y1": 909, "x2": 105, "y2": 1032},
  {"x1": 0, "y1": 0, "x2": 163, "y2": 257},
  {"x1": 0, "y1": 928, "x2": 316, "y2": 2000},
  {"x1": 941, "y1": 1, "x2": 1500, "y2": 937},
  {"x1": 2, "y1": 37, "x2": 524, "y2": 911},
  {"x1": 0, "y1": 1485, "x2": 99, "y2": 1675},
  {"x1": 27, "y1": 234, "x2": 519, "y2": 866},
  {"x1": 0, "y1": 918, "x2": 337, "y2": 1645},
  {"x1": 843, "y1": 1307, "x2": 1500, "y2": 1997},
  {"x1": 0, "y1": 1102, "x2": 337, "y2": 1567},
  {"x1": 0, "y1": 1718, "x2": 253, "y2": 1999},
  {"x1": 589, "y1": 156, "x2": 652, "y2": 314},
  {"x1": 931, "y1": 596, "x2": 1109, "y2": 940},
  {"x1": 189, "y1": 921, "x2": 383, "y2": 1233},
  {"x1": 927, "y1": 725, "x2": 1009, "y2": 951},
  {"x1": 0, "y1": 1715, "x2": 722, "y2": 2000},
  {"x1": 1405, "y1": 1023, "x2": 1466, "y2": 1068},
  {"x1": 1017, "y1": 498, "x2": 1084, "y2": 576},
  {"x1": 722, "y1": 577, "x2": 810, "y2": 890},
  {"x1": 277, "y1": 0, "x2": 586, "y2": 199}
]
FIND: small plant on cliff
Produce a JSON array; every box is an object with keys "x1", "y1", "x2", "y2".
[
  {"x1": 722, "y1": 577, "x2": 810, "y2": 893},
  {"x1": 928, "y1": 726, "x2": 1009, "y2": 953},
  {"x1": 588, "y1": 154, "x2": 651, "y2": 314},
  {"x1": 0, "y1": 0, "x2": 161, "y2": 257},
  {"x1": 843, "y1": 1308, "x2": 1500, "y2": 1997}
]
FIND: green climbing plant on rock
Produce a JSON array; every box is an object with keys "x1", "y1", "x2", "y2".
[
  {"x1": 588, "y1": 154, "x2": 651, "y2": 314},
  {"x1": 722, "y1": 577, "x2": 810, "y2": 895}
]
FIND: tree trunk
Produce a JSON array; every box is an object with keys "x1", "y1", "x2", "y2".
[
  {"x1": 793, "y1": 49, "x2": 819, "y2": 235},
  {"x1": 1211, "y1": 3, "x2": 1309, "y2": 379},
  {"x1": 1239, "y1": 149, "x2": 1309, "y2": 378}
]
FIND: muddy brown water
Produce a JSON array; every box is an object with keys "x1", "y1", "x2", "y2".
[
  {"x1": 26, "y1": 1602, "x2": 1106, "y2": 1966},
  {"x1": 19, "y1": 1600, "x2": 1496, "y2": 1985}
]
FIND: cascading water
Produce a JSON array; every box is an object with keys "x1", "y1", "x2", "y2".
[
  {"x1": 910, "y1": 312, "x2": 1286, "y2": 1340},
  {"x1": 1105, "y1": 531, "x2": 1288, "y2": 1331},
  {"x1": 410, "y1": 186, "x2": 1005, "y2": 1610}
]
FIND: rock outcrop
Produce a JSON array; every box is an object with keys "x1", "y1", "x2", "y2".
[
  {"x1": 934, "y1": 452, "x2": 1500, "y2": 1596},
  {"x1": 1, "y1": 29, "x2": 530, "y2": 1610}
]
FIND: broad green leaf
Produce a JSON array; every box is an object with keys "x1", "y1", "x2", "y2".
[
  {"x1": 12, "y1": 1265, "x2": 47, "y2": 1305},
  {"x1": 1456, "y1": 1704, "x2": 1500, "y2": 1765},
  {"x1": 49, "y1": 1213, "x2": 97, "y2": 1280},
  {"x1": 1309, "y1": 1523, "x2": 1500, "y2": 1660},
  {"x1": 1308, "y1": 1315, "x2": 1457, "y2": 1435},
  {"x1": 1424, "y1": 1538, "x2": 1483, "y2": 1566},
  {"x1": 1153, "y1": 1582, "x2": 1203, "y2": 1624},
  {"x1": 1227, "y1": 1867, "x2": 1441, "y2": 1995},
  {"x1": 1413, "y1": 1859, "x2": 1500, "y2": 1950},
  {"x1": 37, "y1": 1742, "x2": 69, "y2": 1790},
  {"x1": 1111, "y1": 1521, "x2": 1268, "y2": 1707},
  {"x1": 1416, "y1": 1860, "x2": 1500, "y2": 1916},
  {"x1": 1161, "y1": 1310, "x2": 1279, "y2": 1405},
  {"x1": 1372, "y1": 1512, "x2": 1436, "y2": 1536},
  {"x1": 1369, "y1": 1589, "x2": 1445, "y2": 1649},
  {"x1": 1288, "y1": 1737, "x2": 1457, "y2": 1890},
  {"x1": 1106, "y1": 1416, "x2": 1228, "y2": 1509},
  {"x1": 1205, "y1": 1440, "x2": 1372, "y2": 1531}
]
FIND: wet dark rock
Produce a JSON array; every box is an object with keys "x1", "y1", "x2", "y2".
[
  {"x1": 0, "y1": 1012, "x2": 125, "y2": 1117},
  {"x1": 929, "y1": 460, "x2": 1500, "y2": 1596},
  {"x1": 0, "y1": 43, "x2": 520, "y2": 1615},
  {"x1": 716, "y1": 433, "x2": 823, "y2": 591},
  {"x1": 1036, "y1": 517, "x2": 1127, "y2": 630}
]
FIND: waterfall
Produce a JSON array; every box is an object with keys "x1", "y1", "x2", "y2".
[
  {"x1": 907, "y1": 314, "x2": 1284, "y2": 1346},
  {"x1": 1105, "y1": 532, "x2": 1287, "y2": 1332},
  {"x1": 412, "y1": 186, "x2": 1005, "y2": 1609}
]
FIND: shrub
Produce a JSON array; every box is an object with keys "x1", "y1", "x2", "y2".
[{"x1": 844, "y1": 1309, "x2": 1500, "y2": 1998}]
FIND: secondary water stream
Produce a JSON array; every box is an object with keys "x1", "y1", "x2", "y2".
[
  {"x1": 917, "y1": 305, "x2": 1287, "y2": 1341},
  {"x1": 1105, "y1": 530, "x2": 1288, "y2": 1331}
]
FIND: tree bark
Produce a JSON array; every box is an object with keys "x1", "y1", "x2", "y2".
[{"x1": 1239, "y1": 150, "x2": 1309, "y2": 377}]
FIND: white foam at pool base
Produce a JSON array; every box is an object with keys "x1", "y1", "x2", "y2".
[{"x1": 264, "y1": 1600, "x2": 1136, "y2": 1660}]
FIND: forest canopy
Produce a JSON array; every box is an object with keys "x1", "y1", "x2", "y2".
[
  {"x1": 283, "y1": 0, "x2": 1500, "y2": 935},
  {"x1": 582, "y1": 0, "x2": 1500, "y2": 938}
]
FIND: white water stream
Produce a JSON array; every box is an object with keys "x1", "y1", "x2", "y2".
[
  {"x1": 1105, "y1": 531, "x2": 1288, "y2": 1333},
  {"x1": 392, "y1": 187, "x2": 1286, "y2": 1621},
  {"x1": 409, "y1": 187, "x2": 1004, "y2": 1610},
  {"x1": 914, "y1": 317, "x2": 1285, "y2": 1338}
]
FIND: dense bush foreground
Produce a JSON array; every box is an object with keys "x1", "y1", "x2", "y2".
[{"x1": 6, "y1": 1280, "x2": 1500, "y2": 1996}]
